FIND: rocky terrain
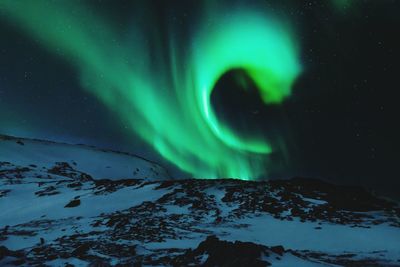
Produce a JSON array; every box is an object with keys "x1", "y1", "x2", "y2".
[{"x1": 1, "y1": 135, "x2": 400, "y2": 266}]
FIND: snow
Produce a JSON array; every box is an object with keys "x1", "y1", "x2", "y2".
[
  {"x1": 266, "y1": 253, "x2": 333, "y2": 267},
  {"x1": 0, "y1": 136, "x2": 168, "y2": 180},
  {"x1": 0, "y1": 181, "x2": 169, "y2": 251},
  {"x1": 218, "y1": 214, "x2": 400, "y2": 260},
  {"x1": 0, "y1": 182, "x2": 165, "y2": 227},
  {"x1": 46, "y1": 258, "x2": 89, "y2": 267},
  {"x1": 301, "y1": 197, "x2": 328, "y2": 206},
  {"x1": 1, "y1": 135, "x2": 400, "y2": 266}
]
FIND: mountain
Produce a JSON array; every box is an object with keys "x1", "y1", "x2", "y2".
[{"x1": 1, "y1": 135, "x2": 399, "y2": 266}]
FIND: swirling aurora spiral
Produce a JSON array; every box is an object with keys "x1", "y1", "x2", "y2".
[{"x1": 1, "y1": 1, "x2": 301, "y2": 179}]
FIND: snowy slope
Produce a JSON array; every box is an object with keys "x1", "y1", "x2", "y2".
[
  {"x1": 1, "y1": 136, "x2": 400, "y2": 266},
  {"x1": 0, "y1": 134, "x2": 169, "y2": 181}
]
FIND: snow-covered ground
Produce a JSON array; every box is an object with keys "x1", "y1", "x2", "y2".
[
  {"x1": 1, "y1": 135, "x2": 399, "y2": 266},
  {"x1": 0, "y1": 134, "x2": 169, "y2": 181}
]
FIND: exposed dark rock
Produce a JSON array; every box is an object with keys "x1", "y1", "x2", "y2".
[
  {"x1": 172, "y1": 236, "x2": 272, "y2": 267},
  {"x1": 35, "y1": 186, "x2": 60, "y2": 197},
  {"x1": 72, "y1": 243, "x2": 91, "y2": 256},
  {"x1": 270, "y1": 245, "x2": 285, "y2": 256},
  {"x1": 48, "y1": 162, "x2": 93, "y2": 181},
  {"x1": 16, "y1": 140, "x2": 24, "y2": 146},
  {"x1": 0, "y1": 246, "x2": 24, "y2": 260},
  {"x1": 271, "y1": 177, "x2": 395, "y2": 212},
  {"x1": 65, "y1": 199, "x2": 81, "y2": 208}
]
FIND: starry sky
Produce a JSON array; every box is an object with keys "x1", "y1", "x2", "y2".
[{"x1": 0, "y1": 0, "x2": 399, "y2": 199}]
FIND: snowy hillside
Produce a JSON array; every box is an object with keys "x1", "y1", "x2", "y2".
[
  {"x1": 1, "y1": 135, "x2": 400, "y2": 266},
  {"x1": 0, "y1": 134, "x2": 169, "y2": 181}
]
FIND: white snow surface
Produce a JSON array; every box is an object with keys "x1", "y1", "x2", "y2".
[{"x1": 0, "y1": 135, "x2": 169, "y2": 181}]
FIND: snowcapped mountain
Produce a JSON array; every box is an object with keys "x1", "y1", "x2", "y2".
[{"x1": 1, "y1": 135, "x2": 399, "y2": 266}]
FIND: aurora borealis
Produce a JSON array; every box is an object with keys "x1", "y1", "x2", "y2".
[
  {"x1": 1, "y1": 0, "x2": 399, "y2": 199},
  {"x1": 0, "y1": 0, "x2": 300, "y2": 179}
]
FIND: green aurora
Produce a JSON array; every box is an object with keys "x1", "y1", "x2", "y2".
[
  {"x1": 0, "y1": 1, "x2": 301, "y2": 179},
  {"x1": 331, "y1": 0, "x2": 354, "y2": 12}
]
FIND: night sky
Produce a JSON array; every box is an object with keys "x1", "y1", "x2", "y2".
[{"x1": 0, "y1": 0, "x2": 399, "y2": 199}]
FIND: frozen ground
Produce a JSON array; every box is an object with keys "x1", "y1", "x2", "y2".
[
  {"x1": 1, "y1": 135, "x2": 399, "y2": 266},
  {"x1": 0, "y1": 134, "x2": 168, "y2": 181}
]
